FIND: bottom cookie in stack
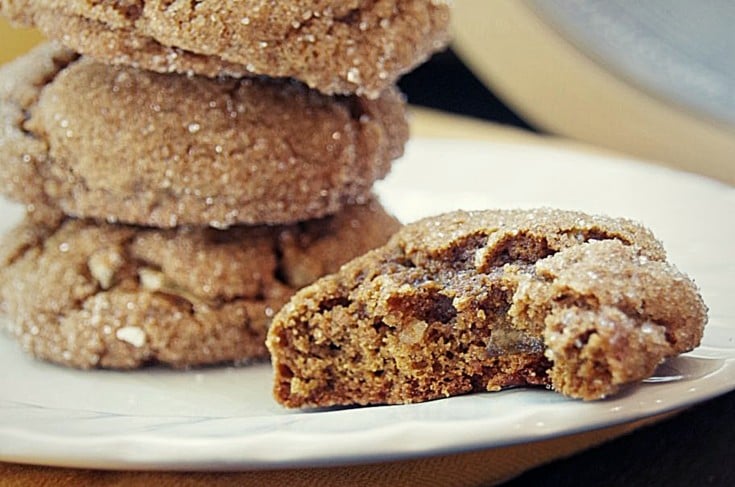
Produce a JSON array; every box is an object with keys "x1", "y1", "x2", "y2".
[{"x1": 0, "y1": 199, "x2": 399, "y2": 369}]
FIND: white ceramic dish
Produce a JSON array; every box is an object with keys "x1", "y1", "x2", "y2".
[{"x1": 0, "y1": 138, "x2": 733, "y2": 470}]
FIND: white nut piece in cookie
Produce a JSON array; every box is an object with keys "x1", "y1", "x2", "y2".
[
  {"x1": 115, "y1": 326, "x2": 147, "y2": 348},
  {"x1": 88, "y1": 247, "x2": 124, "y2": 290}
]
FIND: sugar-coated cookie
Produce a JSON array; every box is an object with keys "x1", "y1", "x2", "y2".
[
  {"x1": 1, "y1": 0, "x2": 450, "y2": 98},
  {"x1": 267, "y1": 209, "x2": 708, "y2": 407},
  {"x1": 0, "y1": 44, "x2": 407, "y2": 228},
  {"x1": 0, "y1": 199, "x2": 400, "y2": 369}
]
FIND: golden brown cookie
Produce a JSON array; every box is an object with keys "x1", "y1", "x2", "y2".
[
  {"x1": 0, "y1": 199, "x2": 401, "y2": 369},
  {"x1": 267, "y1": 209, "x2": 708, "y2": 407},
  {"x1": 1, "y1": 0, "x2": 450, "y2": 98},
  {"x1": 0, "y1": 44, "x2": 407, "y2": 228}
]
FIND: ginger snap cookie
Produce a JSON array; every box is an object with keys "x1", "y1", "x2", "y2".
[
  {"x1": 1, "y1": 0, "x2": 450, "y2": 98},
  {"x1": 266, "y1": 209, "x2": 708, "y2": 407},
  {"x1": 0, "y1": 44, "x2": 408, "y2": 228},
  {"x1": 0, "y1": 199, "x2": 400, "y2": 369}
]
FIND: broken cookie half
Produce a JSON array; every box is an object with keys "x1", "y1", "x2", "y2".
[{"x1": 267, "y1": 208, "x2": 708, "y2": 407}]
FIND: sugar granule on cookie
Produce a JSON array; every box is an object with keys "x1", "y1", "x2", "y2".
[
  {"x1": 266, "y1": 209, "x2": 708, "y2": 407},
  {"x1": 0, "y1": 44, "x2": 408, "y2": 228},
  {"x1": 0, "y1": 200, "x2": 400, "y2": 369},
  {"x1": 0, "y1": 0, "x2": 451, "y2": 98}
]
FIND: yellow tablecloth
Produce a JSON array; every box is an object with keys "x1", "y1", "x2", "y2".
[{"x1": 0, "y1": 19, "x2": 43, "y2": 63}]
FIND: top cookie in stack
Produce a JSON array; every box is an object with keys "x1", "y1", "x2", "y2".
[
  {"x1": 1, "y1": 0, "x2": 450, "y2": 98},
  {"x1": 0, "y1": 1, "x2": 451, "y2": 369}
]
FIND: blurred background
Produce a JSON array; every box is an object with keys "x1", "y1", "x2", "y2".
[{"x1": 447, "y1": 0, "x2": 735, "y2": 185}]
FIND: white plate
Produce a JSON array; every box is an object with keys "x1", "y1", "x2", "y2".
[{"x1": 1, "y1": 138, "x2": 733, "y2": 470}]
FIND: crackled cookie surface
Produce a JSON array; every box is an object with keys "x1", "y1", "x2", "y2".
[
  {"x1": 0, "y1": 199, "x2": 400, "y2": 369},
  {"x1": 267, "y1": 209, "x2": 708, "y2": 407},
  {"x1": 0, "y1": 44, "x2": 407, "y2": 228},
  {"x1": 1, "y1": 0, "x2": 450, "y2": 98}
]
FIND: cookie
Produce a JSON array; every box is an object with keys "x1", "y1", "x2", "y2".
[
  {"x1": 0, "y1": 44, "x2": 407, "y2": 228},
  {"x1": 1, "y1": 0, "x2": 450, "y2": 98},
  {"x1": 266, "y1": 209, "x2": 708, "y2": 407},
  {"x1": 0, "y1": 199, "x2": 401, "y2": 369}
]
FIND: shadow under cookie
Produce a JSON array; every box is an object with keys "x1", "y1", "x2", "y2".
[
  {"x1": 0, "y1": 44, "x2": 408, "y2": 229},
  {"x1": 0, "y1": 199, "x2": 400, "y2": 369}
]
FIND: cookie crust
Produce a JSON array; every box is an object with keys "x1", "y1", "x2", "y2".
[
  {"x1": 0, "y1": 200, "x2": 400, "y2": 369},
  {"x1": 1, "y1": 0, "x2": 450, "y2": 98},
  {"x1": 267, "y1": 209, "x2": 708, "y2": 407},
  {"x1": 0, "y1": 44, "x2": 407, "y2": 228}
]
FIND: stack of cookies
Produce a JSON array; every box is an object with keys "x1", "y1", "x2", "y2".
[{"x1": 0, "y1": 1, "x2": 451, "y2": 368}]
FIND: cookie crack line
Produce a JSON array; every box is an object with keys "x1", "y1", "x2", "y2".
[
  {"x1": 0, "y1": 215, "x2": 63, "y2": 270},
  {"x1": 546, "y1": 288, "x2": 675, "y2": 346},
  {"x1": 0, "y1": 46, "x2": 80, "y2": 212}
]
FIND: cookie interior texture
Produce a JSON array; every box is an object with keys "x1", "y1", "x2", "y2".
[
  {"x1": 0, "y1": 44, "x2": 407, "y2": 228},
  {"x1": 0, "y1": 200, "x2": 400, "y2": 369},
  {"x1": 1, "y1": 0, "x2": 450, "y2": 98},
  {"x1": 267, "y1": 209, "x2": 708, "y2": 407}
]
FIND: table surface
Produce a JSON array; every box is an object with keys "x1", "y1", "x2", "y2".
[{"x1": 401, "y1": 50, "x2": 735, "y2": 487}]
